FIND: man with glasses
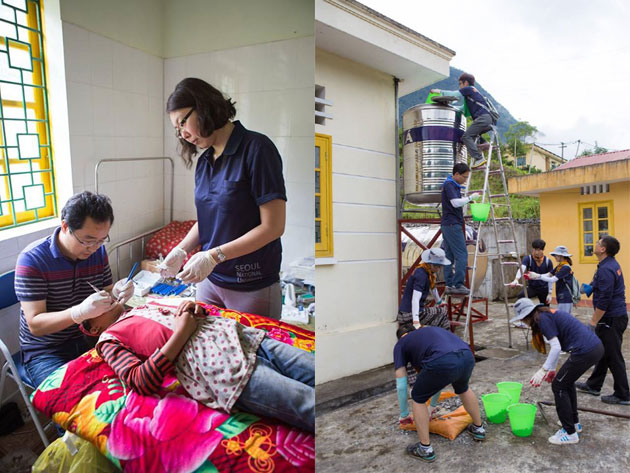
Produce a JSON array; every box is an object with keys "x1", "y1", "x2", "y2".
[{"x1": 14, "y1": 191, "x2": 134, "y2": 398}]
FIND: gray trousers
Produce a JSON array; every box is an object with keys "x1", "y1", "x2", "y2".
[
  {"x1": 462, "y1": 113, "x2": 493, "y2": 159},
  {"x1": 196, "y1": 278, "x2": 282, "y2": 319}
]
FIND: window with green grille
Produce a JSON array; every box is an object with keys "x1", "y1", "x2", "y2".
[{"x1": 0, "y1": 0, "x2": 56, "y2": 230}]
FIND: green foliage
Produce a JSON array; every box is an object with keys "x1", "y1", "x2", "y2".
[{"x1": 579, "y1": 145, "x2": 608, "y2": 156}]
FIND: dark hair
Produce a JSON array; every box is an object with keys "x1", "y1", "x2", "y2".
[
  {"x1": 599, "y1": 235, "x2": 620, "y2": 257},
  {"x1": 532, "y1": 239, "x2": 546, "y2": 250},
  {"x1": 459, "y1": 73, "x2": 475, "y2": 86},
  {"x1": 61, "y1": 191, "x2": 114, "y2": 231},
  {"x1": 525, "y1": 306, "x2": 552, "y2": 354},
  {"x1": 453, "y1": 163, "x2": 470, "y2": 175},
  {"x1": 166, "y1": 78, "x2": 237, "y2": 169},
  {"x1": 396, "y1": 324, "x2": 416, "y2": 340}
]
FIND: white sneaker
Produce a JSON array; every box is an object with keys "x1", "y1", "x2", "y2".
[
  {"x1": 556, "y1": 421, "x2": 582, "y2": 433},
  {"x1": 548, "y1": 428, "x2": 579, "y2": 445}
]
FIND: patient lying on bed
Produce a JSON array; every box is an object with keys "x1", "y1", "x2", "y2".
[{"x1": 84, "y1": 301, "x2": 314, "y2": 432}]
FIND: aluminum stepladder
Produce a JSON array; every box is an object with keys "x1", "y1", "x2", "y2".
[{"x1": 462, "y1": 126, "x2": 527, "y2": 349}]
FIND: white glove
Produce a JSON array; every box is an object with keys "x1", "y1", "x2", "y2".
[
  {"x1": 71, "y1": 291, "x2": 115, "y2": 324},
  {"x1": 158, "y1": 247, "x2": 187, "y2": 278},
  {"x1": 526, "y1": 271, "x2": 541, "y2": 280},
  {"x1": 508, "y1": 279, "x2": 521, "y2": 288},
  {"x1": 112, "y1": 279, "x2": 134, "y2": 304},
  {"x1": 529, "y1": 367, "x2": 547, "y2": 387},
  {"x1": 469, "y1": 192, "x2": 481, "y2": 201},
  {"x1": 176, "y1": 250, "x2": 217, "y2": 284},
  {"x1": 546, "y1": 293, "x2": 553, "y2": 305}
]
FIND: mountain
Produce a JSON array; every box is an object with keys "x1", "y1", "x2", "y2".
[{"x1": 399, "y1": 67, "x2": 518, "y2": 142}]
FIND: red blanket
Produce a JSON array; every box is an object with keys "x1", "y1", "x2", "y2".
[{"x1": 31, "y1": 304, "x2": 315, "y2": 473}]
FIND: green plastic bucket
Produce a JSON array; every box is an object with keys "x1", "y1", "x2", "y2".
[
  {"x1": 470, "y1": 203, "x2": 491, "y2": 222},
  {"x1": 507, "y1": 403, "x2": 537, "y2": 437},
  {"x1": 497, "y1": 382, "x2": 523, "y2": 405},
  {"x1": 481, "y1": 393, "x2": 511, "y2": 424}
]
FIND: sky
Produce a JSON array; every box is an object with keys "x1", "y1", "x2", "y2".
[{"x1": 360, "y1": 0, "x2": 630, "y2": 161}]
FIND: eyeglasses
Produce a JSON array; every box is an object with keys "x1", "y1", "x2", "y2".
[
  {"x1": 175, "y1": 108, "x2": 195, "y2": 139},
  {"x1": 70, "y1": 230, "x2": 110, "y2": 248}
]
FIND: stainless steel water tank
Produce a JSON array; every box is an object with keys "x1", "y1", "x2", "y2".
[{"x1": 402, "y1": 103, "x2": 467, "y2": 204}]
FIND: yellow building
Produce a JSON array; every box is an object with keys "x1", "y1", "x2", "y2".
[
  {"x1": 509, "y1": 144, "x2": 565, "y2": 172},
  {"x1": 508, "y1": 149, "x2": 630, "y2": 305}
]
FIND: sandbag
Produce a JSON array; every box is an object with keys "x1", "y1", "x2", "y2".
[{"x1": 399, "y1": 391, "x2": 473, "y2": 440}]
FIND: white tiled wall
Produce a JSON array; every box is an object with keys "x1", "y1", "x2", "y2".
[
  {"x1": 164, "y1": 36, "x2": 315, "y2": 270},
  {"x1": 63, "y1": 22, "x2": 165, "y2": 275}
]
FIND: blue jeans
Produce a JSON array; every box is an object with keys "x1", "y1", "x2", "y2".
[
  {"x1": 234, "y1": 337, "x2": 314, "y2": 432},
  {"x1": 441, "y1": 224, "x2": 468, "y2": 287}
]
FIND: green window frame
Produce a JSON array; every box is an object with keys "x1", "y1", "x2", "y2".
[
  {"x1": 578, "y1": 201, "x2": 613, "y2": 263},
  {"x1": 0, "y1": 0, "x2": 57, "y2": 230}
]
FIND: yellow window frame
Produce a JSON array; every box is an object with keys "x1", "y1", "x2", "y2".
[
  {"x1": 578, "y1": 201, "x2": 614, "y2": 264},
  {"x1": 315, "y1": 133, "x2": 333, "y2": 258},
  {"x1": 0, "y1": 0, "x2": 57, "y2": 230}
]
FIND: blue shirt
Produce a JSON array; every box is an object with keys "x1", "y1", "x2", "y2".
[
  {"x1": 538, "y1": 310, "x2": 601, "y2": 354},
  {"x1": 393, "y1": 326, "x2": 470, "y2": 370},
  {"x1": 459, "y1": 86, "x2": 490, "y2": 120},
  {"x1": 399, "y1": 267, "x2": 430, "y2": 313},
  {"x1": 522, "y1": 255, "x2": 553, "y2": 290},
  {"x1": 441, "y1": 176, "x2": 464, "y2": 226},
  {"x1": 592, "y1": 256, "x2": 627, "y2": 317},
  {"x1": 552, "y1": 264, "x2": 573, "y2": 303},
  {"x1": 194, "y1": 121, "x2": 287, "y2": 291},
  {"x1": 14, "y1": 227, "x2": 113, "y2": 363}
]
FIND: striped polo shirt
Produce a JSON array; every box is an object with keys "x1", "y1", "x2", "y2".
[{"x1": 15, "y1": 227, "x2": 113, "y2": 363}]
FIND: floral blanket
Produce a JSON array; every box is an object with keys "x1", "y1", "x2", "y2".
[{"x1": 31, "y1": 303, "x2": 315, "y2": 473}]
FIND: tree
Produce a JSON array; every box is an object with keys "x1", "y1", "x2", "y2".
[
  {"x1": 579, "y1": 144, "x2": 608, "y2": 156},
  {"x1": 503, "y1": 121, "x2": 539, "y2": 158}
]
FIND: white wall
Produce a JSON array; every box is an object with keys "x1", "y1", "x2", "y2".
[
  {"x1": 315, "y1": 49, "x2": 399, "y2": 383},
  {"x1": 163, "y1": 36, "x2": 315, "y2": 269}
]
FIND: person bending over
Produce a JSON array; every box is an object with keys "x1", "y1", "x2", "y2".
[{"x1": 86, "y1": 300, "x2": 314, "y2": 432}]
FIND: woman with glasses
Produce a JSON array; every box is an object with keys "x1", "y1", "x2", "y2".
[
  {"x1": 159, "y1": 78, "x2": 286, "y2": 319},
  {"x1": 14, "y1": 191, "x2": 135, "y2": 418}
]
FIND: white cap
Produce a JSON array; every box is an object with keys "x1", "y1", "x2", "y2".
[
  {"x1": 550, "y1": 245, "x2": 572, "y2": 257},
  {"x1": 421, "y1": 248, "x2": 451, "y2": 266},
  {"x1": 509, "y1": 298, "x2": 545, "y2": 323}
]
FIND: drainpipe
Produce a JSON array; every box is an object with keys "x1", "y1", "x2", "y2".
[{"x1": 394, "y1": 77, "x2": 401, "y2": 219}]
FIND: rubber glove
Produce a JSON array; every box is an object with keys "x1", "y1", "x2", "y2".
[
  {"x1": 112, "y1": 279, "x2": 134, "y2": 304},
  {"x1": 546, "y1": 293, "x2": 553, "y2": 305},
  {"x1": 70, "y1": 291, "x2": 115, "y2": 324},
  {"x1": 158, "y1": 247, "x2": 187, "y2": 278},
  {"x1": 508, "y1": 278, "x2": 522, "y2": 288},
  {"x1": 176, "y1": 250, "x2": 217, "y2": 284},
  {"x1": 469, "y1": 192, "x2": 482, "y2": 201},
  {"x1": 543, "y1": 370, "x2": 556, "y2": 383},
  {"x1": 525, "y1": 271, "x2": 541, "y2": 280},
  {"x1": 529, "y1": 367, "x2": 547, "y2": 387}
]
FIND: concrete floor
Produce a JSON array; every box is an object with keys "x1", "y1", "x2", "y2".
[{"x1": 315, "y1": 303, "x2": 630, "y2": 472}]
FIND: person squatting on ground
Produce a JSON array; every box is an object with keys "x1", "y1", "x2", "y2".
[
  {"x1": 575, "y1": 235, "x2": 630, "y2": 405},
  {"x1": 431, "y1": 72, "x2": 495, "y2": 169},
  {"x1": 397, "y1": 248, "x2": 451, "y2": 330},
  {"x1": 511, "y1": 298, "x2": 603, "y2": 445},
  {"x1": 394, "y1": 324, "x2": 485, "y2": 463},
  {"x1": 441, "y1": 163, "x2": 481, "y2": 296},
  {"x1": 84, "y1": 300, "x2": 315, "y2": 432},
  {"x1": 526, "y1": 245, "x2": 575, "y2": 314},
  {"x1": 508, "y1": 238, "x2": 554, "y2": 305}
]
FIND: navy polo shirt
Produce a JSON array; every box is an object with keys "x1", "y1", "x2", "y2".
[
  {"x1": 194, "y1": 121, "x2": 287, "y2": 291},
  {"x1": 459, "y1": 86, "x2": 490, "y2": 120},
  {"x1": 592, "y1": 256, "x2": 627, "y2": 317},
  {"x1": 399, "y1": 267, "x2": 430, "y2": 313},
  {"x1": 522, "y1": 255, "x2": 554, "y2": 291},
  {"x1": 14, "y1": 227, "x2": 112, "y2": 363},
  {"x1": 538, "y1": 310, "x2": 601, "y2": 354},
  {"x1": 441, "y1": 176, "x2": 464, "y2": 226},
  {"x1": 393, "y1": 326, "x2": 470, "y2": 370},
  {"x1": 552, "y1": 264, "x2": 572, "y2": 303}
]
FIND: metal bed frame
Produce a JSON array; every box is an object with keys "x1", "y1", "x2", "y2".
[{"x1": 95, "y1": 157, "x2": 174, "y2": 280}]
